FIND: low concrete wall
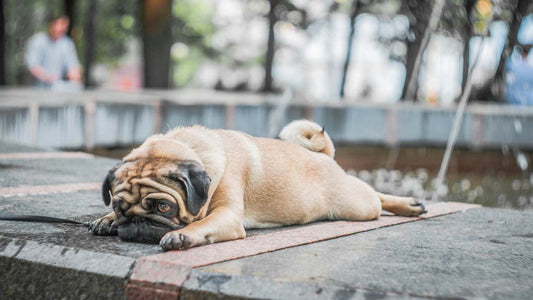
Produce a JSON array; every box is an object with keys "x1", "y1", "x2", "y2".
[{"x1": 1, "y1": 88, "x2": 532, "y2": 149}]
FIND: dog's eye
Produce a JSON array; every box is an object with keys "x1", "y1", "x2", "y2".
[{"x1": 158, "y1": 203, "x2": 171, "y2": 213}]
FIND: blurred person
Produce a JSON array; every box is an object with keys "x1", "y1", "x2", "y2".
[
  {"x1": 25, "y1": 15, "x2": 82, "y2": 90},
  {"x1": 504, "y1": 45, "x2": 533, "y2": 105}
]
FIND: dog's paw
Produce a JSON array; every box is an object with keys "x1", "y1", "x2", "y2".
[
  {"x1": 159, "y1": 229, "x2": 211, "y2": 251},
  {"x1": 159, "y1": 231, "x2": 195, "y2": 251},
  {"x1": 89, "y1": 216, "x2": 118, "y2": 236},
  {"x1": 404, "y1": 199, "x2": 427, "y2": 217},
  {"x1": 385, "y1": 197, "x2": 427, "y2": 217}
]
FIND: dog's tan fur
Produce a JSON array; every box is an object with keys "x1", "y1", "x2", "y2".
[{"x1": 91, "y1": 120, "x2": 425, "y2": 250}]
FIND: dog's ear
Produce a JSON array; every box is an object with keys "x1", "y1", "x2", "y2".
[
  {"x1": 102, "y1": 162, "x2": 123, "y2": 206},
  {"x1": 170, "y1": 161, "x2": 211, "y2": 216}
]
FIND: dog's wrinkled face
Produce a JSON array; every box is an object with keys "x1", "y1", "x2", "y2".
[{"x1": 102, "y1": 142, "x2": 211, "y2": 244}]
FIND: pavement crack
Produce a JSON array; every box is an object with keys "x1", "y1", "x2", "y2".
[
  {"x1": 0, "y1": 237, "x2": 11, "y2": 252},
  {"x1": 12, "y1": 239, "x2": 26, "y2": 258},
  {"x1": 125, "y1": 259, "x2": 137, "y2": 283}
]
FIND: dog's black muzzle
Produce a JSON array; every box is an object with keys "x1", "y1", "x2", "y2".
[{"x1": 118, "y1": 216, "x2": 173, "y2": 244}]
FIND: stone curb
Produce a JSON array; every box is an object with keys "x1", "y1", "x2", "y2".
[{"x1": 0, "y1": 237, "x2": 136, "y2": 299}]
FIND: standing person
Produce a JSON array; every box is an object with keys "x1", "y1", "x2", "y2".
[
  {"x1": 504, "y1": 45, "x2": 533, "y2": 105},
  {"x1": 25, "y1": 15, "x2": 82, "y2": 90}
]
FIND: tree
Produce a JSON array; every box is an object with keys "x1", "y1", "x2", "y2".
[
  {"x1": 263, "y1": 0, "x2": 278, "y2": 92},
  {"x1": 400, "y1": 0, "x2": 433, "y2": 101},
  {"x1": 461, "y1": 0, "x2": 476, "y2": 92},
  {"x1": 0, "y1": 0, "x2": 5, "y2": 85},
  {"x1": 262, "y1": 0, "x2": 310, "y2": 93},
  {"x1": 141, "y1": 0, "x2": 172, "y2": 88},
  {"x1": 83, "y1": 0, "x2": 97, "y2": 88},
  {"x1": 339, "y1": 0, "x2": 362, "y2": 98},
  {"x1": 63, "y1": 0, "x2": 74, "y2": 37}
]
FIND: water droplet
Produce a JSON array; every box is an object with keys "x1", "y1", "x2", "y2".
[
  {"x1": 452, "y1": 183, "x2": 460, "y2": 193},
  {"x1": 390, "y1": 170, "x2": 402, "y2": 182},
  {"x1": 497, "y1": 194, "x2": 506, "y2": 206},
  {"x1": 518, "y1": 196, "x2": 528, "y2": 207},
  {"x1": 460, "y1": 179, "x2": 471, "y2": 191},
  {"x1": 522, "y1": 180, "x2": 530, "y2": 191},
  {"x1": 416, "y1": 168, "x2": 428, "y2": 183},
  {"x1": 514, "y1": 120, "x2": 523, "y2": 134},
  {"x1": 516, "y1": 153, "x2": 529, "y2": 171},
  {"x1": 512, "y1": 179, "x2": 521, "y2": 191},
  {"x1": 437, "y1": 184, "x2": 449, "y2": 197},
  {"x1": 475, "y1": 186, "x2": 484, "y2": 197},
  {"x1": 467, "y1": 190, "x2": 477, "y2": 202}
]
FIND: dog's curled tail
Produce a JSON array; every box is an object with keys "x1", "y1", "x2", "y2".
[{"x1": 279, "y1": 119, "x2": 335, "y2": 158}]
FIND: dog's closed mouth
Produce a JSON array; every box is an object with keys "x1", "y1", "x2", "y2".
[{"x1": 118, "y1": 217, "x2": 179, "y2": 244}]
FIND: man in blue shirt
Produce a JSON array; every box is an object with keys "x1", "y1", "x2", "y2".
[
  {"x1": 504, "y1": 45, "x2": 533, "y2": 105},
  {"x1": 25, "y1": 15, "x2": 81, "y2": 90}
]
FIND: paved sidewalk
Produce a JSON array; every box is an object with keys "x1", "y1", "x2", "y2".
[{"x1": 0, "y1": 143, "x2": 532, "y2": 299}]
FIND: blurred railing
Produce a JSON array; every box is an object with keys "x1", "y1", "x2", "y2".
[{"x1": 1, "y1": 88, "x2": 532, "y2": 150}]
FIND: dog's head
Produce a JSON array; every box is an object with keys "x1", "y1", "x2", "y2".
[{"x1": 102, "y1": 136, "x2": 211, "y2": 244}]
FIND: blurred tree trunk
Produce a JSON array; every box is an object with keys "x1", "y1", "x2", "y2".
[
  {"x1": 461, "y1": 0, "x2": 476, "y2": 92},
  {"x1": 141, "y1": 0, "x2": 172, "y2": 89},
  {"x1": 339, "y1": 0, "x2": 361, "y2": 99},
  {"x1": 263, "y1": 0, "x2": 278, "y2": 92},
  {"x1": 0, "y1": 0, "x2": 5, "y2": 85},
  {"x1": 83, "y1": 0, "x2": 97, "y2": 88},
  {"x1": 400, "y1": 0, "x2": 432, "y2": 101},
  {"x1": 63, "y1": 0, "x2": 75, "y2": 37},
  {"x1": 492, "y1": 0, "x2": 531, "y2": 99}
]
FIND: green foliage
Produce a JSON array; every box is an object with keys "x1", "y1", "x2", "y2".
[
  {"x1": 173, "y1": 0, "x2": 214, "y2": 37},
  {"x1": 170, "y1": 0, "x2": 216, "y2": 87},
  {"x1": 173, "y1": 47, "x2": 202, "y2": 86},
  {"x1": 91, "y1": 1, "x2": 139, "y2": 66}
]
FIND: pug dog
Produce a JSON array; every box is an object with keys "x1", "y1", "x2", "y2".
[{"x1": 90, "y1": 120, "x2": 426, "y2": 251}]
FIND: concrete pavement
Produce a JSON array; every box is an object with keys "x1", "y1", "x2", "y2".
[{"x1": 0, "y1": 142, "x2": 532, "y2": 299}]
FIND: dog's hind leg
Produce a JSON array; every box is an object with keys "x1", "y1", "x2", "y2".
[
  {"x1": 377, "y1": 192, "x2": 426, "y2": 217},
  {"x1": 330, "y1": 176, "x2": 383, "y2": 221}
]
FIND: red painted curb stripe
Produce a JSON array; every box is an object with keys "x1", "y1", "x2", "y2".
[
  {"x1": 0, "y1": 152, "x2": 94, "y2": 160},
  {"x1": 126, "y1": 258, "x2": 192, "y2": 299},
  {"x1": 129, "y1": 259, "x2": 192, "y2": 290},
  {"x1": 125, "y1": 284, "x2": 179, "y2": 300},
  {"x1": 0, "y1": 182, "x2": 101, "y2": 197}
]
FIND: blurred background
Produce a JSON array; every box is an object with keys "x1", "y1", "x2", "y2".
[{"x1": 0, "y1": 0, "x2": 532, "y2": 210}]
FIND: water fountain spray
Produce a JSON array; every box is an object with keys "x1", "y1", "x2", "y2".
[{"x1": 432, "y1": 17, "x2": 493, "y2": 202}]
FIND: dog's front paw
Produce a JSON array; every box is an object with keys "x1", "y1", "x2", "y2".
[
  {"x1": 406, "y1": 199, "x2": 427, "y2": 217},
  {"x1": 159, "y1": 230, "x2": 207, "y2": 251},
  {"x1": 89, "y1": 215, "x2": 117, "y2": 236}
]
